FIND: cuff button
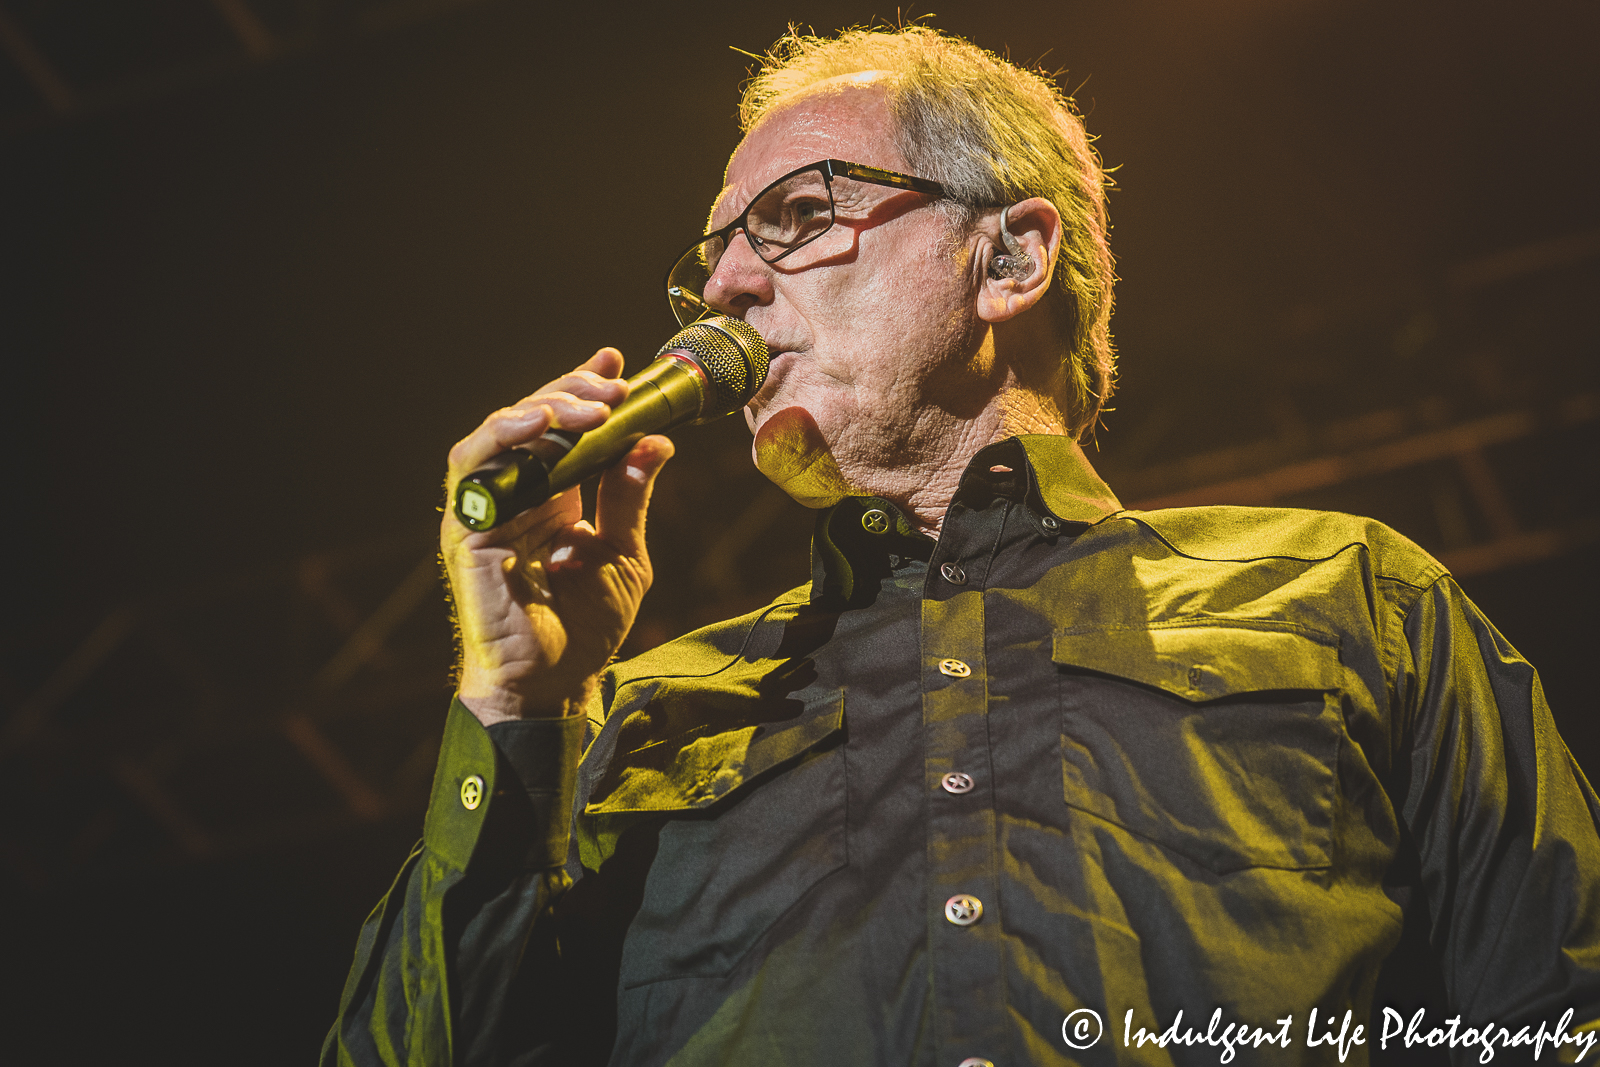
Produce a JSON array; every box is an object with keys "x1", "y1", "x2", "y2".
[{"x1": 460, "y1": 774, "x2": 485, "y2": 810}]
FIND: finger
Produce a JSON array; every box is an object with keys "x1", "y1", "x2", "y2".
[
  {"x1": 523, "y1": 365, "x2": 629, "y2": 407},
  {"x1": 447, "y1": 403, "x2": 548, "y2": 478},
  {"x1": 542, "y1": 519, "x2": 597, "y2": 574},
  {"x1": 443, "y1": 348, "x2": 630, "y2": 539},
  {"x1": 574, "y1": 346, "x2": 624, "y2": 380},
  {"x1": 532, "y1": 391, "x2": 616, "y2": 432},
  {"x1": 500, "y1": 390, "x2": 618, "y2": 434},
  {"x1": 446, "y1": 348, "x2": 627, "y2": 475},
  {"x1": 448, "y1": 391, "x2": 614, "y2": 477},
  {"x1": 593, "y1": 434, "x2": 675, "y2": 562}
]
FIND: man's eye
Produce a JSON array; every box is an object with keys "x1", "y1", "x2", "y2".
[{"x1": 785, "y1": 198, "x2": 827, "y2": 227}]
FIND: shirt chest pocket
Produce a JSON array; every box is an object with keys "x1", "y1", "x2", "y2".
[
  {"x1": 1054, "y1": 624, "x2": 1343, "y2": 874},
  {"x1": 578, "y1": 688, "x2": 847, "y2": 989}
]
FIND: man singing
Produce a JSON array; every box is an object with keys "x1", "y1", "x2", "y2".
[{"x1": 324, "y1": 24, "x2": 1600, "y2": 1066}]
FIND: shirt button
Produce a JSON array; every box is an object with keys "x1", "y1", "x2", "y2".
[
  {"x1": 938, "y1": 658, "x2": 971, "y2": 678},
  {"x1": 944, "y1": 894, "x2": 984, "y2": 926},
  {"x1": 460, "y1": 774, "x2": 484, "y2": 811},
  {"x1": 958, "y1": 1060, "x2": 995, "y2": 1067},
  {"x1": 861, "y1": 508, "x2": 890, "y2": 534},
  {"x1": 939, "y1": 562, "x2": 967, "y2": 585},
  {"x1": 941, "y1": 772, "x2": 975, "y2": 794},
  {"x1": 1041, "y1": 515, "x2": 1060, "y2": 531}
]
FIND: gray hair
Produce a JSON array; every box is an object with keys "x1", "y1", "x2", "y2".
[{"x1": 739, "y1": 23, "x2": 1118, "y2": 439}]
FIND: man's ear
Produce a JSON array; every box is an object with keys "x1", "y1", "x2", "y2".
[{"x1": 975, "y1": 197, "x2": 1063, "y2": 324}]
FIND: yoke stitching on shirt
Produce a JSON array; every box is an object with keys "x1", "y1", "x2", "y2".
[
  {"x1": 1121, "y1": 515, "x2": 1447, "y2": 588},
  {"x1": 611, "y1": 595, "x2": 806, "y2": 690},
  {"x1": 1054, "y1": 618, "x2": 1340, "y2": 644}
]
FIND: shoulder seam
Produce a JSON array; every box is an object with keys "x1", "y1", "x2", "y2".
[{"x1": 1119, "y1": 510, "x2": 1449, "y2": 589}]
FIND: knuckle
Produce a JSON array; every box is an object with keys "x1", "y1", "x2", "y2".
[
  {"x1": 489, "y1": 404, "x2": 531, "y2": 423},
  {"x1": 575, "y1": 369, "x2": 625, "y2": 390}
]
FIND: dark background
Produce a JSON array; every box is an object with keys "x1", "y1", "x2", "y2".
[{"x1": 0, "y1": 0, "x2": 1595, "y2": 1061}]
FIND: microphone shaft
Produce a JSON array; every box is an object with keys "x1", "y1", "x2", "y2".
[
  {"x1": 546, "y1": 356, "x2": 703, "y2": 492},
  {"x1": 453, "y1": 355, "x2": 706, "y2": 531}
]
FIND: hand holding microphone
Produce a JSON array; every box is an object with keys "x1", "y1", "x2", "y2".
[
  {"x1": 454, "y1": 317, "x2": 769, "y2": 531},
  {"x1": 440, "y1": 317, "x2": 768, "y2": 726}
]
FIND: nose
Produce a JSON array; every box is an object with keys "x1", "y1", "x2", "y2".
[{"x1": 703, "y1": 231, "x2": 774, "y2": 317}]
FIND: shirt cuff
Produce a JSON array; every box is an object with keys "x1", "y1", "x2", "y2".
[{"x1": 422, "y1": 696, "x2": 584, "y2": 872}]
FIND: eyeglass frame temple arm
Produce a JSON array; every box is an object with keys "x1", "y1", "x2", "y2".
[{"x1": 834, "y1": 160, "x2": 947, "y2": 196}]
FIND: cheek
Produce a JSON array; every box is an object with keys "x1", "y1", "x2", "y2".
[
  {"x1": 858, "y1": 239, "x2": 970, "y2": 347},
  {"x1": 807, "y1": 217, "x2": 957, "y2": 325},
  {"x1": 762, "y1": 218, "x2": 971, "y2": 411}
]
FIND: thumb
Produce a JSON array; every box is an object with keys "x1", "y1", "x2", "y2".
[{"x1": 593, "y1": 434, "x2": 675, "y2": 561}]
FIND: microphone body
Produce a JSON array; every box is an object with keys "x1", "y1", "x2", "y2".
[{"x1": 453, "y1": 317, "x2": 768, "y2": 531}]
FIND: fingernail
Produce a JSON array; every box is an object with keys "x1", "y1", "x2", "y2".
[
  {"x1": 549, "y1": 545, "x2": 574, "y2": 565},
  {"x1": 624, "y1": 465, "x2": 648, "y2": 483}
]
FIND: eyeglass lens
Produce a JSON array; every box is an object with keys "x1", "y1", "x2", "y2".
[{"x1": 667, "y1": 168, "x2": 836, "y2": 326}]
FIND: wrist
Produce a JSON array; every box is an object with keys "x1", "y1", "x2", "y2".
[{"x1": 457, "y1": 672, "x2": 597, "y2": 725}]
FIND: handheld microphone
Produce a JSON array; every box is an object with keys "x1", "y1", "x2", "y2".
[{"x1": 453, "y1": 316, "x2": 769, "y2": 531}]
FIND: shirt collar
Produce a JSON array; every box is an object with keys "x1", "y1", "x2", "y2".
[{"x1": 809, "y1": 434, "x2": 1123, "y2": 603}]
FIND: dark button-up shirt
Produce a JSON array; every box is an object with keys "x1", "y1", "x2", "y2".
[{"x1": 323, "y1": 435, "x2": 1600, "y2": 1066}]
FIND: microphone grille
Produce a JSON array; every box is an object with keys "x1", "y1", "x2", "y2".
[{"x1": 657, "y1": 317, "x2": 770, "y2": 417}]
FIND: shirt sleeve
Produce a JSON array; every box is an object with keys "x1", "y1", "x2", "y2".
[
  {"x1": 1396, "y1": 574, "x2": 1600, "y2": 1026},
  {"x1": 320, "y1": 696, "x2": 586, "y2": 1066}
]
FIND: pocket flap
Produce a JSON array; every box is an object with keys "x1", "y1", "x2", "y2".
[
  {"x1": 583, "y1": 688, "x2": 845, "y2": 816},
  {"x1": 1055, "y1": 624, "x2": 1343, "y2": 873},
  {"x1": 1053, "y1": 623, "x2": 1339, "y2": 701}
]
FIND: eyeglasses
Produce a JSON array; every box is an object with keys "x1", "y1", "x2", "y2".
[{"x1": 665, "y1": 159, "x2": 948, "y2": 328}]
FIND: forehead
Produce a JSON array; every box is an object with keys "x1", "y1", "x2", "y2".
[{"x1": 711, "y1": 80, "x2": 906, "y2": 224}]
